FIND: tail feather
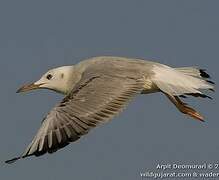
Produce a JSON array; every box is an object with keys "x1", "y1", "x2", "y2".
[
  {"x1": 151, "y1": 64, "x2": 214, "y2": 121},
  {"x1": 152, "y1": 65, "x2": 214, "y2": 96},
  {"x1": 175, "y1": 67, "x2": 211, "y2": 79}
]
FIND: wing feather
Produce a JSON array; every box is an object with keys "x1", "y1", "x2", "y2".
[{"x1": 6, "y1": 74, "x2": 143, "y2": 163}]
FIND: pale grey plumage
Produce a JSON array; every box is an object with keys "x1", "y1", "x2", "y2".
[
  {"x1": 22, "y1": 76, "x2": 144, "y2": 158},
  {"x1": 5, "y1": 56, "x2": 214, "y2": 164}
]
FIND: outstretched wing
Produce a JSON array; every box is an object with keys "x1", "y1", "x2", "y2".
[{"x1": 6, "y1": 74, "x2": 143, "y2": 163}]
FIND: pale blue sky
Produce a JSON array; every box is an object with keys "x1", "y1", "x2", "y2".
[{"x1": 0, "y1": 0, "x2": 218, "y2": 179}]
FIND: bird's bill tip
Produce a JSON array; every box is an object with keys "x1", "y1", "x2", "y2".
[{"x1": 16, "y1": 83, "x2": 43, "y2": 93}]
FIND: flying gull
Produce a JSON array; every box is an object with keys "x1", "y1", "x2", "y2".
[{"x1": 5, "y1": 56, "x2": 214, "y2": 164}]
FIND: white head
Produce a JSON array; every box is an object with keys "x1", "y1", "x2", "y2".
[{"x1": 17, "y1": 66, "x2": 76, "y2": 95}]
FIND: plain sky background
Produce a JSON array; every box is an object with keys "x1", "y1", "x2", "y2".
[{"x1": 0, "y1": 0, "x2": 218, "y2": 179}]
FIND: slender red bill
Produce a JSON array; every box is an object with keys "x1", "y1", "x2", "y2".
[{"x1": 16, "y1": 83, "x2": 44, "y2": 93}]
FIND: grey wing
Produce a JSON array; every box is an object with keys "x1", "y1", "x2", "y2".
[{"x1": 6, "y1": 74, "x2": 143, "y2": 163}]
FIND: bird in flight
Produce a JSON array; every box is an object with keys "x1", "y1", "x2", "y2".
[{"x1": 6, "y1": 56, "x2": 214, "y2": 164}]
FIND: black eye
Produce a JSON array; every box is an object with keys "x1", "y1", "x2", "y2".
[{"x1": 46, "y1": 74, "x2": 53, "y2": 80}]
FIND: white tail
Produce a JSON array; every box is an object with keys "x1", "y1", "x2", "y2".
[
  {"x1": 151, "y1": 65, "x2": 214, "y2": 121},
  {"x1": 152, "y1": 65, "x2": 214, "y2": 96}
]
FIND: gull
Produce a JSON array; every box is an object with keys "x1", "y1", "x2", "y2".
[{"x1": 5, "y1": 56, "x2": 214, "y2": 164}]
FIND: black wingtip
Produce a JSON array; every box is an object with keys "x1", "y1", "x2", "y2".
[
  {"x1": 179, "y1": 95, "x2": 187, "y2": 98},
  {"x1": 200, "y1": 94, "x2": 213, "y2": 100},
  {"x1": 185, "y1": 93, "x2": 213, "y2": 99},
  {"x1": 199, "y1": 69, "x2": 211, "y2": 78},
  {"x1": 5, "y1": 156, "x2": 21, "y2": 164},
  {"x1": 206, "y1": 80, "x2": 215, "y2": 85},
  {"x1": 209, "y1": 88, "x2": 215, "y2": 92}
]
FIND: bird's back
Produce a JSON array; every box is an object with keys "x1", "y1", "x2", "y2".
[{"x1": 75, "y1": 56, "x2": 157, "y2": 79}]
